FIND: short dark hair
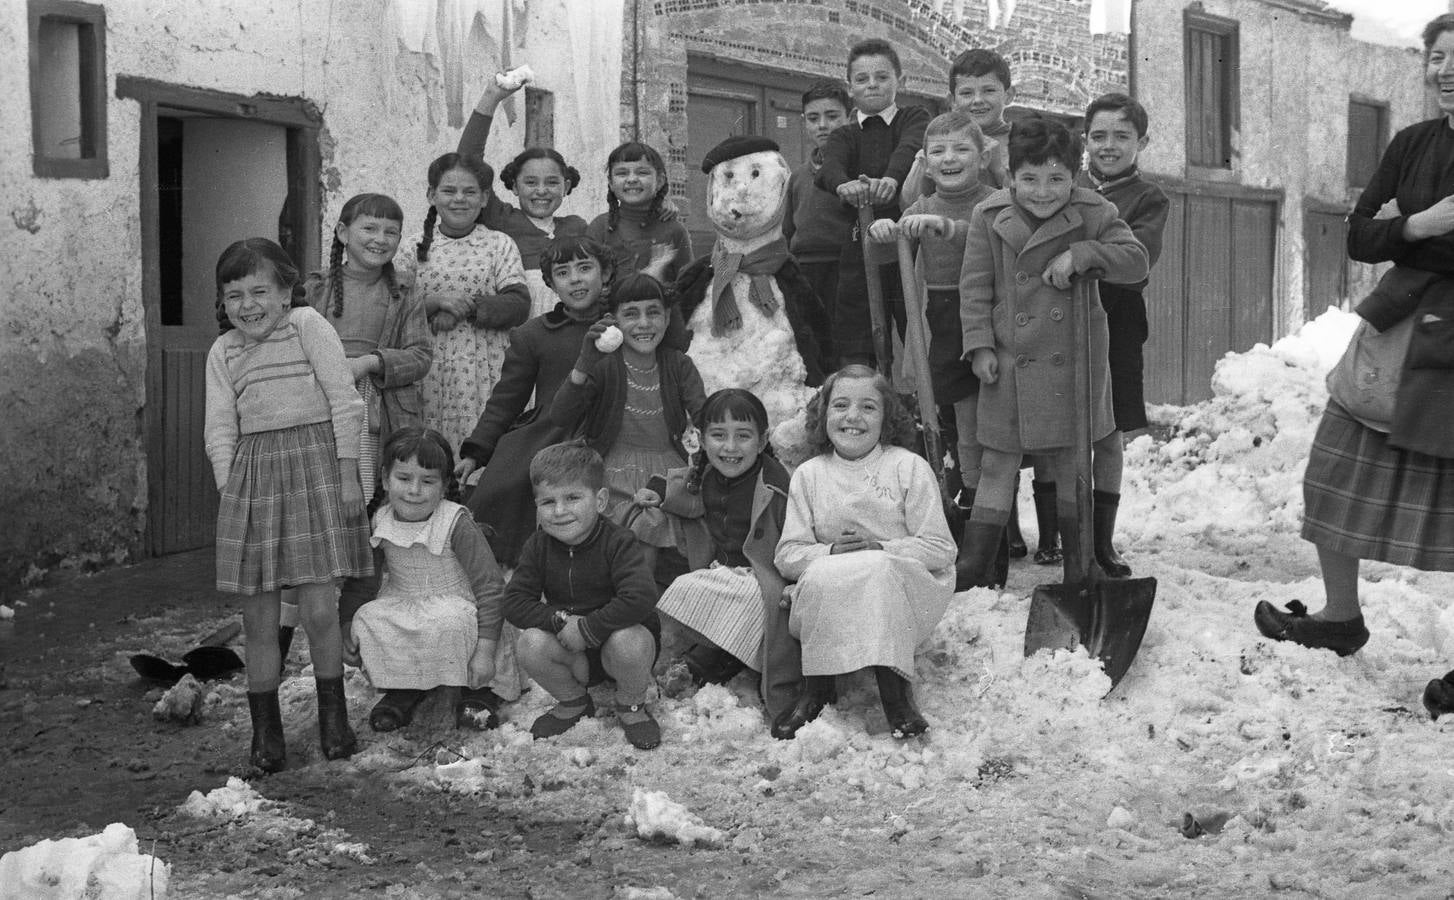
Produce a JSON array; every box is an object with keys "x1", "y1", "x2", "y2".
[
  {"x1": 1008, "y1": 118, "x2": 1081, "y2": 176},
  {"x1": 949, "y1": 48, "x2": 1012, "y2": 94},
  {"x1": 1083, "y1": 93, "x2": 1149, "y2": 138},
  {"x1": 801, "y1": 78, "x2": 852, "y2": 113},
  {"x1": 379, "y1": 425, "x2": 457, "y2": 499},
  {"x1": 848, "y1": 39, "x2": 901, "y2": 77},
  {"x1": 925, "y1": 108, "x2": 986, "y2": 148},
  {"x1": 607, "y1": 271, "x2": 674, "y2": 314},
  {"x1": 530, "y1": 441, "x2": 605, "y2": 491},
  {"x1": 538, "y1": 235, "x2": 614, "y2": 289},
  {"x1": 214, "y1": 238, "x2": 307, "y2": 334},
  {"x1": 1424, "y1": 13, "x2": 1454, "y2": 53}
]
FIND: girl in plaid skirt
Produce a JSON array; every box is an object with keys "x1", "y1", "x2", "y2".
[{"x1": 204, "y1": 239, "x2": 372, "y2": 774}]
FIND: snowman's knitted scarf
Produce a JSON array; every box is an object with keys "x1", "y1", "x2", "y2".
[{"x1": 708, "y1": 237, "x2": 788, "y2": 336}]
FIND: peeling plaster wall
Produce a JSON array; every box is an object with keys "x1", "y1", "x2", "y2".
[
  {"x1": 0, "y1": 0, "x2": 622, "y2": 588},
  {"x1": 1134, "y1": 0, "x2": 1425, "y2": 332}
]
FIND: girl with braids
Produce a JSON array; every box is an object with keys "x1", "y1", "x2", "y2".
[
  {"x1": 457, "y1": 79, "x2": 588, "y2": 317},
  {"x1": 398, "y1": 153, "x2": 531, "y2": 454},
  {"x1": 585, "y1": 142, "x2": 693, "y2": 284},
  {"x1": 635, "y1": 388, "x2": 800, "y2": 730}
]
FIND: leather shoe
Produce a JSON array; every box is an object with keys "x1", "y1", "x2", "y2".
[{"x1": 1254, "y1": 600, "x2": 1368, "y2": 657}]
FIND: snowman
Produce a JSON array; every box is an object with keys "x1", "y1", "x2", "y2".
[{"x1": 676, "y1": 136, "x2": 829, "y2": 459}]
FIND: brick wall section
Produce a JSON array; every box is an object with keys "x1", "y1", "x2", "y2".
[{"x1": 624, "y1": 0, "x2": 1129, "y2": 199}]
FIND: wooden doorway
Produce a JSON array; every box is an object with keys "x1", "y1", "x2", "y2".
[
  {"x1": 117, "y1": 78, "x2": 321, "y2": 556},
  {"x1": 1304, "y1": 204, "x2": 1350, "y2": 322}
]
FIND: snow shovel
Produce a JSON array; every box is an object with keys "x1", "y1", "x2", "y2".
[
  {"x1": 856, "y1": 187, "x2": 894, "y2": 372},
  {"x1": 1023, "y1": 272, "x2": 1155, "y2": 690},
  {"x1": 895, "y1": 233, "x2": 962, "y2": 533}
]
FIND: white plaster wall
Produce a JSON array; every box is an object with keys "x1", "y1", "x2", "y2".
[
  {"x1": 0, "y1": 0, "x2": 623, "y2": 581},
  {"x1": 1133, "y1": 1, "x2": 1426, "y2": 333}
]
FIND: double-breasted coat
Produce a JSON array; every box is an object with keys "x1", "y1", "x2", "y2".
[{"x1": 959, "y1": 186, "x2": 1148, "y2": 453}]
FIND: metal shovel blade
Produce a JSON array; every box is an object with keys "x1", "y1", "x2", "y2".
[{"x1": 1025, "y1": 576, "x2": 1157, "y2": 689}]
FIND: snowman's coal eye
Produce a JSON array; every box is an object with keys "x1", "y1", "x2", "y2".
[{"x1": 751, "y1": 168, "x2": 760, "y2": 178}]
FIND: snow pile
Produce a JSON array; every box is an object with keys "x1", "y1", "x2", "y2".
[
  {"x1": 151, "y1": 673, "x2": 205, "y2": 723},
  {"x1": 0, "y1": 823, "x2": 169, "y2": 900},
  {"x1": 624, "y1": 789, "x2": 725, "y2": 848},
  {"x1": 178, "y1": 776, "x2": 269, "y2": 819}
]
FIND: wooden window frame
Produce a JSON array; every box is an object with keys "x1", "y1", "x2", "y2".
[
  {"x1": 524, "y1": 86, "x2": 555, "y2": 149},
  {"x1": 1346, "y1": 95, "x2": 1389, "y2": 191},
  {"x1": 29, "y1": 0, "x2": 108, "y2": 179},
  {"x1": 1184, "y1": 8, "x2": 1239, "y2": 173}
]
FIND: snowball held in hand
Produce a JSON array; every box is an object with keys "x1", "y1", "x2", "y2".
[{"x1": 595, "y1": 324, "x2": 624, "y2": 353}]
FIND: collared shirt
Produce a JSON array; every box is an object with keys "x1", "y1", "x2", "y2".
[{"x1": 856, "y1": 104, "x2": 899, "y2": 128}]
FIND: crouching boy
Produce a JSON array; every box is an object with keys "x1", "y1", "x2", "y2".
[{"x1": 502, "y1": 442, "x2": 664, "y2": 749}]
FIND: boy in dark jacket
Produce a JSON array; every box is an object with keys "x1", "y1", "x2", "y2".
[{"x1": 503, "y1": 442, "x2": 664, "y2": 749}]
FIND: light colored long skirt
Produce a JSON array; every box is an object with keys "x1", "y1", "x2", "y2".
[
  {"x1": 657, "y1": 564, "x2": 764, "y2": 667},
  {"x1": 787, "y1": 550, "x2": 951, "y2": 679},
  {"x1": 354, "y1": 594, "x2": 477, "y2": 690}
]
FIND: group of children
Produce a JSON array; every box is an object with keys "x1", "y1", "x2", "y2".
[{"x1": 203, "y1": 39, "x2": 1168, "y2": 773}]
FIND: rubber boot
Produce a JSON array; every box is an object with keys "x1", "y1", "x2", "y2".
[
  {"x1": 1006, "y1": 473, "x2": 1028, "y2": 558},
  {"x1": 956, "y1": 521, "x2": 1008, "y2": 591},
  {"x1": 247, "y1": 690, "x2": 286, "y2": 774},
  {"x1": 1092, "y1": 489, "x2": 1132, "y2": 578},
  {"x1": 1032, "y1": 480, "x2": 1062, "y2": 565},
  {"x1": 771, "y1": 675, "x2": 835, "y2": 740},
  {"x1": 315, "y1": 676, "x2": 358, "y2": 760},
  {"x1": 277, "y1": 626, "x2": 295, "y2": 679},
  {"x1": 873, "y1": 666, "x2": 928, "y2": 738}
]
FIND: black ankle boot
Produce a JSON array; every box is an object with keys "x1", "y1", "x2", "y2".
[
  {"x1": 1092, "y1": 489, "x2": 1132, "y2": 578},
  {"x1": 247, "y1": 690, "x2": 286, "y2": 774},
  {"x1": 277, "y1": 626, "x2": 295, "y2": 678},
  {"x1": 771, "y1": 675, "x2": 835, "y2": 740},
  {"x1": 684, "y1": 643, "x2": 746, "y2": 686},
  {"x1": 1006, "y1": 474, "x2": 1028, "y2": 558},
  {"x1": 1032, "y1": 480, "x2": 1061, "y2": 564},
  {"x1": 369, "y1": 688, "x2": 425, "y2": 732},
  {"x1": 1423, "y1": 670, "x2": 1454, "y2": 720},
  {"x1": 873, "y1": 667, "x2": 928, "y2": 738},
  {"x1": 956, "y1": 521, "x2": 1008, "y2": 591},
  {"x1": 316, "y1": 676, "x2": 357, "y2": 760}
]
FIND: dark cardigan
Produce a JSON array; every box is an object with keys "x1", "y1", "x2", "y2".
[
  {"x1": 674, "y1": 255, "x2": 831, "y2": 386},
  {"x1": 548, "y1": 347, "x2": 707, "y2": 460}
]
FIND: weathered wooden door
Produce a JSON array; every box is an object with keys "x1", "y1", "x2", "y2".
[
  {"x1": 1304, "y1": 208, "x2": 1350, "y2": 321},
  {"x1": 119, "y1": 78, "x2": 320, "y2": 556}
]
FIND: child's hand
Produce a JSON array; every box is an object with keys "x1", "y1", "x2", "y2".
[
  {"x1": 898, "y1": 214, "x2": 951, "y2": 240},
  {"x1": 632, "y1": 488, "x2": 662, "y2": 508},
  {"x1": 340, "y1": 475, "x2": 366, "y2": 519},
  {"x1": 1374, "y1": 198, "x2": 1402, "y2": 220},
  {"x1": 836, "y1": 177, "x2": 871, "y2": 207},
  {"x1": 970, "y1": 347, "x2": 998, "y2": 384},
  {"x1": 347, "y1": 354, "x2": 380, "y2": 382},
  {"x1": 557, "y1": 617, "x2": 589, "y2": 652},
  {"x1": 867, "y1": 219, "x2": 898, "y2": 243},
  {"x1": 455, "y1": 457, "x2": 478, "y2": 481},
  {"x1": 576, "y1": 315, "x2": 617, "y2": 372},
  {"x1": 657, "y1": 197, "x2": 681, "y2": 222},
  {"x1": 430, "y1": 310, "x2": 459, "y2": 334},
  {"x1": 1043, "y1": 251, "x2": 1076, "y2": 290},
  {"x1": 867, "y1": 176, "x2": 899, "y2": 206},
  {"x1": 341, "y1": 622, "x2": 361, "y2": 668},
  {"x1": 642, "y1": 243, "x2": 676, "y2": 281},
  {"x1": 467, "y1": 638, "x2": 498, "y2": 689},
  {"x1": 1406, "y1": 195, "x2": 1454, "y2": 239},
  {"x1": 830, "y1": 529, "x2": 881, "y2": 554}
]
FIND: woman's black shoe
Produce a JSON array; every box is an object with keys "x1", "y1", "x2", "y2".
[
  {"x1": 456, "y1": 687, "x2": 503, "y2": 730},
  {"x1": 684, "y1": 643, "x2": 746, "y2": 686},
  {"x1": 1423, "y1": 671, "x2": 1454, "y2": 720},
  {"x1": 873, "y1": 667, "x2": 928, "y2": 739},
  {"x1": 1253, "y1": 600, "x2": 1369, "y2": 657},
  {"x1": 771, "y1": 675, "x2": 835, "y2": 740}
]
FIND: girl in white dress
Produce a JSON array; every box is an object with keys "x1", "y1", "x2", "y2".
[{"x1": 773, "y1": 365, "x2": 957, "y2": 739}]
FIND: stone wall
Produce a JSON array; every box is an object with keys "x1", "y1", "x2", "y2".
[{"x1": 0, "y1": 0, "x2": 622, "y2": 587}]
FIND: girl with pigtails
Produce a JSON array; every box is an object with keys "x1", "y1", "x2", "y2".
[
  {"x1": 586, "y1": 142, "x2": 693, "y2": 284},
  {"x1": 634, "y1": 388, "x2": 803, "y2": 731}
]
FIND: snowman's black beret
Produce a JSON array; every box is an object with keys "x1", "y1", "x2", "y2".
[{"x1": 701, "y1": 135, "x2": 781, "y2": 173}]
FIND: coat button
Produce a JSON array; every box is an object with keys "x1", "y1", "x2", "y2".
[
  {"x1": 1051, "y1": 352, "x2": 1065, "y2": 366},
  {"x1": 1049, "y1": 307, "x2": 1064, "y2": 321},
  {"x1": 1015, "y1": 271, "x2": 1029, "y2": 285},
  {"x1": 1015, "y1": 312, "x2": 1029, "y2": 326},
  {"x1": 1015, "y1": 354, "x2": 1029, "y2": 368}
]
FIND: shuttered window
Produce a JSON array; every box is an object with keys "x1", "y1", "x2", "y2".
[
  {"x1": 28, "y1": 0, "x2": 107, "y2": 179},
  {"x1": 1347, "y1": 98, "x2": 1388, "y2": 190},
  {"x1": 1185, "y1": 11, "x2": 1238, "y2": 170}
]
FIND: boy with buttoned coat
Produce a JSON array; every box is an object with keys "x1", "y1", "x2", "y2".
[{"x1": 954, "y1": 119, "x2": 1148, "y2": 588}]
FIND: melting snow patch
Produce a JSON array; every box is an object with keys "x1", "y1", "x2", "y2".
[
  {"x1": 0, "y1": 823, "x2": 169, "y2": 900},
  {"x1": 625, "y1": 789, "x2": 724, "y2": 848}
]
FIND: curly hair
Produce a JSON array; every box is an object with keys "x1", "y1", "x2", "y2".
[
  {"x1": 604, "y1": 142, "x2": 669, "y2": 232},
  {"x1": 214, "y1": 238, "x2": 308, "y2": 334},
  {"x1": 328, "y1": 193, "x2": 404, "y2": 319},
  {"x1": 686, "y1": 388, "x2": 774, "y2": 495},
  {"x1": 803, "y1": 364, "x2": 918, "y2": 457}
]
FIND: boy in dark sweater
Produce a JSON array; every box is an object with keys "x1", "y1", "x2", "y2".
[
  {"x1": 783, "y1": 79, "x2": 856, "y2": 365},
  {"x1": 816, "y1": 38, "x2": 930, "y2": 367},
  {"x1": 503, "y1": 442, "x2": 663, "y2": 749}
]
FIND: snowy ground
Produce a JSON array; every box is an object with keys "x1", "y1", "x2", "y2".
[{"x1": 6, "y1": 306, "x2": 1454, "y2": 898}]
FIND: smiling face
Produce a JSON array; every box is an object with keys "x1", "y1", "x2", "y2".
[
  {"x1": 825, "y1": 376, "x2": 883, "y2": 460},
  {"x1": 534, "y1": 479, "x2": 607, "y2": 545},
  {"x1": 802, "y1": 97, "x2": 849, "y2": 149},
  {"x1": 1012, "y1": 158, "x2": 1075, "y2": 220},
  {"x1": 221, "y1": 268, "x2": 292, "y2": 343},
  {"x1": 609, "y1": 159, "x2": 663, "y2": 209},
  {"x1": 703, "y1": 414, "x2": 767, "y2": 480},
  {"x1": 549, "y1": 256, "x2": 605, "y2": 315},
  {"x1": 614, "y1": 297, "x2": 668, "y2": 361},
  {"x1": 428, "y1": 167, "x2": 484, "y2": 235},
  {"x1": 384, "y1": 454, "x2": 445, "y2": 523},
  {"x1": 924, "y1": 128, "x2": 983, "y2": 194},
  {"x1": 1428, "y1": 29, "x2": 1454, "y2": 119},
  {"x1": 707, "y1": 150, "x2": 790, "y2": 239},
  {"x1": 336, "y1": 214, "x2": 402, "y2": 272},
  {"x1": 848, "y1": 53, "x2": 899, "y2": 116},
  {"x1": 1084, "y1": 110, "x2": 1147, "y2": 179},
  {"x1": 952, "y1": 73, "x2": 1011, "y2": 130},
  {"x1": 513, "y1": 157, "x2": 568, "y2": 219}
]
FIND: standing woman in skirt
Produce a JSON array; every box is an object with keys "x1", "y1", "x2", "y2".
[
  {"x1": 1256, "y1": 14, "x2": 1454, "y2": 695},
  {"x1": 205, "y1": 238, "x2": 372, "y2": 773}
]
